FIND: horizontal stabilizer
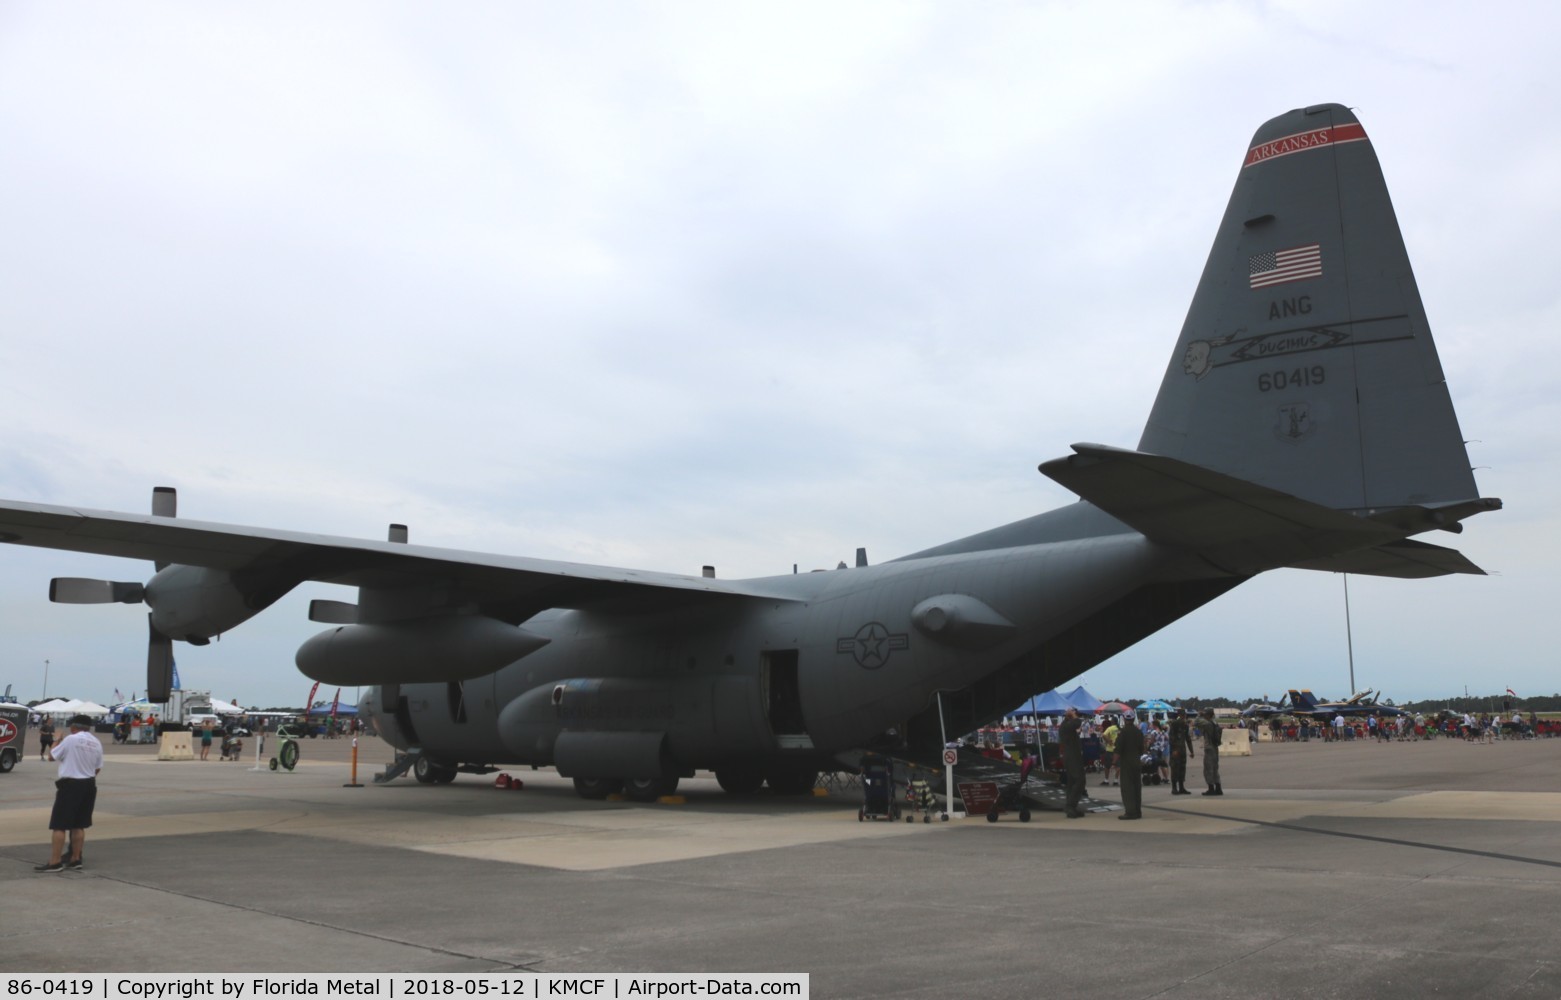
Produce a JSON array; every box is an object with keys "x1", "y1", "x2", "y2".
[
  {"x1": 1291, "y1": 538, "x2": 1486, "y2": 578},
  {"x1": 1039, "y1": 443, "x2": 1487, "y2": 576}
]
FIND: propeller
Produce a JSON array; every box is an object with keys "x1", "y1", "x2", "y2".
[{"x1": 49, "y1": 487, "x2": 178, "y2": 702}]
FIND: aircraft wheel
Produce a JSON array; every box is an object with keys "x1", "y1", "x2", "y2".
[
  {"x1": 905, "y1": 813, "x2": 914, "y2": 824},
  {"x1": 572, "y1": 776, "x2": 622, "y2": 800},
  {"x1": 923, "y1": 814, "x2": 931, "y2": 824},
  {"x1": 940, "y1": 812, "x2": 949, "y2": 822},
  {"x1": 279, "y1": 741, "x2": 300, "y2": 771},
  {"x1": 412, "y1": 756, "x2": 441, "y2": 784},
  {"x1": 986, "y1": 810, "x2": 998, "y2": 823},
  {"x1": 1019, "y1": 809, "x2": 1032, "y2": 823},
  {"x1": 433, "y1": 766, "x2": 458, "y2": 784},
  {"x1": 268, "y1": 758, "x2": 278, "y2": 771},
  {"x1": 623, "y1": 776, "x2": 678, "y2": 802},
  {"x1": 764, "y1": 768, "x2": 818, "y2": 796},
  {"x1": 714, "y1": 766, "x2": 765, "y2": 796}
]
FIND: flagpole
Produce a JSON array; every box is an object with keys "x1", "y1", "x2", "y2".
[{"x1": 1343, "y1": 574, "x2": 1356, "y2": 694}]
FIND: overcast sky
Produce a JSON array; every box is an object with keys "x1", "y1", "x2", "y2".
[{"x1": 2, "y1": 1, "x2": 1557, "y2": 711}]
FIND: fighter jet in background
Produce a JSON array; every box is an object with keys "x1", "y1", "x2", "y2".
[
  {"x1": 0, "y1": 104, "x2": 1498, "y2": 800},
  {"x1": 1287, "y1": 689, "x2": 1406, "y2": 719}
]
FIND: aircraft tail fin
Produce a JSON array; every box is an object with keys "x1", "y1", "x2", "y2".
[
  {"x1": 1289, "y1": 690, "x2": 1320, "y2": 711},
  {"x1": 1138, "y1": 104, "x2": 1493, "y2": 519}
]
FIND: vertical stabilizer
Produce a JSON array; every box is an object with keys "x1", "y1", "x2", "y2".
[{"x1": 1139, "y1": 104, "x2": 1478, "y2": 513}]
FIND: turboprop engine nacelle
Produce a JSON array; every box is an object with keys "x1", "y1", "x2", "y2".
[
  {"x1": 296, "y1": 615, "x2": 550, "y2": 686},
  {"x1": 146, "y1": 565, "x2": 273, "y2": 642}
]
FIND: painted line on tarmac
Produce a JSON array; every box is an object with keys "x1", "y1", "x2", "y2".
[{"x1": 1149, "y1": 803, "x2": 1561, "y2": 869}]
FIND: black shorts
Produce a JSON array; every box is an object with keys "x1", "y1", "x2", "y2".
[{"x1": 49, "y1": 778, "x2": 97, "y2": 831}]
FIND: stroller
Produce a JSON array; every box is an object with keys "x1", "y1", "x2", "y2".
[
  {"x1": 857, "y1": 753, "x2": 901, "y2": 821},
  {"x1": 985, "y1": 754, "x2": 1035, "y2": 823},
  {"x1": 220, "y1": 733, "x2": 244, "y2": 761},
  {"x1": 904, "y1": 777, "x2": 946, "y2": 823},
  {"x1": 1140, "y1": 751, "x2": 1165, "y2": 785}
]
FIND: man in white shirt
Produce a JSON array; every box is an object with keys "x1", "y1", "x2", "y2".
[{"x1": 35, "y1": 714, "x2": 103, "y2": 873}]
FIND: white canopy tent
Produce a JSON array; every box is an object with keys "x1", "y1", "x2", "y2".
[{"x1": 36, "y1": 699, "x2": 112, "y2": 717}]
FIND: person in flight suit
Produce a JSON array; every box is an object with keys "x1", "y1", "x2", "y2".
[
  {"x1": 1168, "y1": 708, "x2": 1195, "y2": 795},
  {"x1": 1199, "y1": 707, "x2": 1223, "y2": 796},
  {"x1": 1115, "y1": 714, "x2": 1145, "y2": 820},
  {"x1": 1059, "y1": 707, "x2": 1086, "y2": 818}
]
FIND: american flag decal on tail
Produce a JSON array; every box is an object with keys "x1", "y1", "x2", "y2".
[{"x1": 1249, "y1": 243, "x2": 1322, "y2": 289}]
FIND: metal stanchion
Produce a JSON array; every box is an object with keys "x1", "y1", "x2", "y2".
[
  {"x1": 249, "y1": 728, "x2": 268, "y2": 772},
  {"x1": 344, "y1": 735, "x2": 363, "y2": 787}
]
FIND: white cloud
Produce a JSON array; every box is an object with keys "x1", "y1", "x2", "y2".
[{"x1": 2, "y1": 1, "x2": 1557, "y2": 708}]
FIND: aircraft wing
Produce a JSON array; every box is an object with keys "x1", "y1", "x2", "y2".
[{"x1": 0, "y1": 497, "x2": 794, "y2": 623}]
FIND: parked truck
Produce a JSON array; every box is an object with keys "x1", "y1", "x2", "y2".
[{"x1": 0, "y1": 703, "x2": 28, "y2": 773}]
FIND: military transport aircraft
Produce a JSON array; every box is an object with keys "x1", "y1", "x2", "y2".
[{"x1": 0, "y1": 104, "x2": 1499, "y2": 800}]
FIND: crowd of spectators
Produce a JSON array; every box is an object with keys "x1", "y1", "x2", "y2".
[
  {"x1": 1258, "y1": 710, "x2": 1556, "y2": 743},
  {"x1": 975, "y1": 712, "x2": 1211, "y2": 782},
  {"x1": 972, "y1": 708, "x2": 1557, "y2": 773}
]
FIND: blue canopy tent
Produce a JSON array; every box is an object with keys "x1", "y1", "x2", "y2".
[
  {"x1": 307, "y1": 702, "x2": 358, "y2": 715},
  {"x1": 1015, "y1": 689, "x2": 1074, "y2": 716},
  {"x1": 1136, "y1": 698, "x2": 1176, "y2": 717},
  {"x1": 1064, "y1": 686, "x2": 1101, "y2": 712}
]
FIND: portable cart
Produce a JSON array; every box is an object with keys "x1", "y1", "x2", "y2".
[
  {"x1": 269, "y1": 722, "x2": 303, "y2": 771},
  {"x1": 857, "y1": 753, "x2": 901, "y2": 821},
  {"x1": 984, "y1": 778, "x2": 1033, "y2": 822},
  {"x1": 984, "y1": 755, "x2": 1036, "y2": 822}
]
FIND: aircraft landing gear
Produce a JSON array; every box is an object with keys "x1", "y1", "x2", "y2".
[
  {"x1": 714, "y1": 766, "x2": 764, "y2": 796},
  {"x1": 764, "y1": 767, "x2": 818, "y2": 796},
  {"x1": 413, "y1": 756, "x2": 457, "y2": 784},
  {"x1": 571, "y1": 775, "x2": 681, "y2": 801},
  {"x1": 572, "y1": 776, "x2": 623, "y2": 800},
  {"x1": 622, "y1": 776, "x2": 679, "y2": 802}
]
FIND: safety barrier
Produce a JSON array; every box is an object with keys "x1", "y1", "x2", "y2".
[
  {"x1": 157, "y1": 731, "x2": 195, "y2": 761},
  {"x1": 1218, "y1": 728, "x2": 1253, "y2": 757}
]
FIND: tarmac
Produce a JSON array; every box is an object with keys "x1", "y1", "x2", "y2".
[{"x1": 3, "y1": 728, "x2": 1559, "y2": 998}]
